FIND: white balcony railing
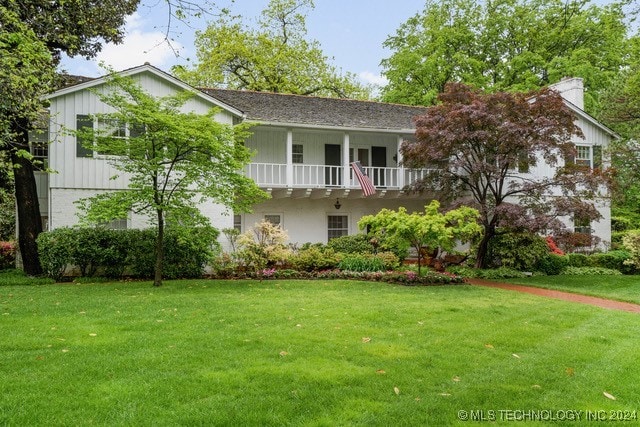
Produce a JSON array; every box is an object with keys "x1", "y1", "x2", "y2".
[{"x1": 244, "y1": 163, "x2": 435, "y2": 190}]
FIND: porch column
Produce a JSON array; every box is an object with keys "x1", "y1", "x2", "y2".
[
  {"x1": 286, "y1": 128, "x2": 293, "y2": 187},
  {"x1": 342, "y1": 132, "x2": 350, "y2": 188},
  {"x1": 397, "y1": 135, "x2": 405, "y2": 188}
]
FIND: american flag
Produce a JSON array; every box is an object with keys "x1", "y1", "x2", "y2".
[{"x1": 350, "y1": 161, "x2": 376, "y2": 197}]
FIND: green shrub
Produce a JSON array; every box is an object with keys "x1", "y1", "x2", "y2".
[
  {"x1": 289, "y1": 246, "x2": 340, "y2": 272},
  {"x1": 447, "y1": 265, "x2": 527, "y2": 279},
  {"x1": 566, "y1": 253, "x2": 590, "y2": 267},
  {"x1": 562, "y1": 266, "x2": 622, "y2": 276},
  {"x1": 589, "y1": 250, "x2": 635, "y2": 274},
  {"x1": 326, "y1": 234, "x2": 375, "y2": 254},
  {"x1": 487, "y1": 232, "x2": 549, "y2": 271},
  {"x1": 338, "y1": 253, "x2": 398, "y2": 272},
  {"x1": 37, "y1": 228, "x2": 76, "y2": 280},
  {"x1": 37, "y1": 226, "x2": 219, "y2": 280},
  {"x1": 535, "y1": 254, "x2": 568, "y2": 275}
]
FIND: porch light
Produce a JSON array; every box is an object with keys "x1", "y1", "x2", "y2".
[{"x1": 334, "y1": 199, "x2": 342, "y2": 210}]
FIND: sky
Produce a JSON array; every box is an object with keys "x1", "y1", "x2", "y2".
[{"x1": 60, "y1": 0, "x2": 426, "y2": 86}]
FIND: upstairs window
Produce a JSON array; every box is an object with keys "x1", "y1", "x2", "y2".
[
  {"x1": 574, "y1": 216, "x2": 592, "y2": 235},
  {"x1": 292, "y1": 144, "x2": 304, "y2": 164},
  {"x1": 574, "y1": 145, "x2": 602, "y2": 169}
]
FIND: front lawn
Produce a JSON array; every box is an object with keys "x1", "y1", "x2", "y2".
[
  {"x1": 504, "y1": 275, "x2": 640, "y2": 305},
  {"x1": 1, "y1": 279, "x2": 638, "y2": 425}
]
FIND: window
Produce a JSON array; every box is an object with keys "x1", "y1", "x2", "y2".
[
  {"x1": 76, "y1": 115, "x2": 94, "y2": 157},
  {"x1": 574, "y1": 216, "x2": 592, "y2": 235},
  {"x1": 576, "y1": 146, "x2": 591, "y2": 167},
  {"x1": 264, "y1": 214, "x2": 281, "y2": 226},
  {"x1": 328, "y1": 215, "x2": 348, "y2": 240},
  {"x1": 28, "y1": 125, "x2": 49, "y2": 169},
  {"x1": 96, "y1": 118, "x2": 127, "y2": 156},
  {"x1": 233, "y1": 214, "x2": 242, "y2": 232},
  {"x1": 292, "y1": 144, "x2": 303, "y2": 164}
]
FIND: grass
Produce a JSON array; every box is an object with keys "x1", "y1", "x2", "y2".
[
  {"x1": 1, "y1": 278, "x2": 639, "y2": 425},
  {"x1": 504, "y1": 275, "x2": 640, "y2": 305},
  {"x1": 0, "y1": 269, "x2": 55, "y2": 286}
]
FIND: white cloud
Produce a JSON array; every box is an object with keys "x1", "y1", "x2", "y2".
[
  {"x1": 95, "y1": 12, "x2": 184, "y2": 71},
  {"x1": 358, "y1": 71, "x2": 388, "y2": 87}
]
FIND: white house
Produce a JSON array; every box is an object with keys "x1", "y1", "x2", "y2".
[{"x1": 35, "y1": 64, "x2": 616, "y2": 248}]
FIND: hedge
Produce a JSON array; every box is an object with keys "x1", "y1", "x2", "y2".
[{"x1": 37, "y1": 226, "x2": 220, "y2": 280}]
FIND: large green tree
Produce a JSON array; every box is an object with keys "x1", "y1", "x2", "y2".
[
  {"x1": 1, "y1": 0, "x2": 139, "y2": 275},
  {"x1": 173, "y1": 0, "x2": 371, "y2": 98},
  {"x1": 381, "y1": 0, "x2": 633, "y2": 112},
  {"x1": 76, "y1": 74, "x2": 267, "y2": 287}
]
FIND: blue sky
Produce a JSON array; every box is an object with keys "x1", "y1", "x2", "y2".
[{"x1": 60, "y1": 0, "x2": 426, "y2": 86}]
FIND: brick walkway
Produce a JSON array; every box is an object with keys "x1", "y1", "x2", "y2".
[{"x1": 467, "y1": 279, "x2": 640, "y2": 314}]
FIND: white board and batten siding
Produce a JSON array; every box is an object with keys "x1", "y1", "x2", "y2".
[{"x1": 46, "y1": 69, "x2": 237, "y2": 230}]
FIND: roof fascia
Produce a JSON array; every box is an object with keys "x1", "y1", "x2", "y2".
[
  {"x1": 45, "y1": 64, "x2": 245, "y2": 118},
  {"x1": 563, "y1": 100, "x2": 619, "y2": 140},
  {"x1": 251, "y1": 120, "x2": 416, "y2": 135}
]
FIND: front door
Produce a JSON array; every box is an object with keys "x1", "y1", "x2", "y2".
[{"x1": 324, "y1": 144, "x2": 342, "y2": 186}]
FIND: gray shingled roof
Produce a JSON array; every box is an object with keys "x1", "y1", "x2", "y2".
[{"x1": 200, "y1": 88, "x2": 427, "y2": 131}]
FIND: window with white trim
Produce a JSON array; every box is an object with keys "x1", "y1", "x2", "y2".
[
  {"x1": 292, "y1": 144, "x2": 303, "y2": 164},
  {"x1": 233, "y1": 214, "x2": 242, "y2": 232},
  {"x1": 576, "y1": 146, "x2": 592, "y2": 167},
  {"x1": 328, "y1": 215, "x2": 348, "y2": 240},
  {"x1": 574, "y1": 216, "x2": 592, "y2": 235}
]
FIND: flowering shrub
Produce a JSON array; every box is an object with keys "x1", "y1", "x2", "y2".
[
  {"x1": 0, "y1": 241, "x2": 16, "y2": 270},
  {"x1": 545, "y1": 236, "x2": 565, "y2": 255},
  {"x1": 260, "y1": 268, "x2": 277, "y2": 279}
]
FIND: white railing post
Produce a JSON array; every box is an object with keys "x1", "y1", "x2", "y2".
[
  {"x1": 397, "y1": 135, "x2": 405, "y2": 189},
  {"x1": 286, "y1": 129, "x2": 293, "y2": 187},
  {"x1": 343, "y1": 133, "x2": 350, "y2": 188}
]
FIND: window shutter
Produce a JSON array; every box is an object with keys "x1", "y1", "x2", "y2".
[
  {"x1": 593, "y1": 146, "x2": 602, "y2": 169},
  {"x1": 76, "y1": 115, "x2": 94, "y2": 157}
]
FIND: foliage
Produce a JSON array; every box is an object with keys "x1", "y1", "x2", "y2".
[
  {"x1": 0, "y1": 241, "x2": 16, "y2": 270},
  {"x1": 487, "y1": 232, "x2": 550, "y2": 271},
  {"x1": 589, "y1": 250, "x2": 635, "y2": 274},
  {"x1": 566, "y1": 253, "x2": 590, "y2": 267},
  {"x1": 359, "y1": 200, "x2": 480, "y2": 274},
  {"x1": 326, "y1": 233, "x2": 408, "y2": 261},
  {"x1": 534, "y1": 254, "x2": 569, "y2": 276},
  {"x1": 0, "y1": 269, "x2": 54, "y2": 285},
  {"x1": 173, "y1": 0, "x2": 370, "y2": 99},
  {"x1": 381, "y1": 0, "x2": 634, "y2": 112},
  {"x1": 545, "y1": 236, "x2": 564, "y2": 255},
  {"x1": 75, "y1": 73, "x2": 267, "y2": 286},
  {"x1": 326, "y1": 234, "x2": 375, "y2": 254},
  {"x1": 1, "y1": 0, "x2": 141, "y2": 276},
  {"x1": 622, "y1": 230, "x2": 640, "y2": 270},
  {"x1": 236, "y1": 220, "x2": 292, "y2": 273},
  {"x1": 36, "y1": 228, "x2": 75, "y2": 280},
  {"x1": 562, "y1": 266, "x2": 622, "y2": 276},
  {"x1": 288, "y1": 246, "x2": 341, "y2": 272},
  {"x1": 36, "y1": 227, "x2": 219, "y2": 280},
  {"x1": 338, "y1": 252, "x2": 399, "y2": 272},
  {"x1": 447, "y1": 265, "x2": 528, "y2": 279},
  {"x1": 403, "y1": 83, "x2": 608, "y2": 268}
]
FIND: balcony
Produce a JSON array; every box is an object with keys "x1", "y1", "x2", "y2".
[{"x1": 245, "y1": 163, "x2": 435, "y2": 198}]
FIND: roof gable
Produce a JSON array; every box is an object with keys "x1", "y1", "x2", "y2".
[{"x1": 46, "y1": 64, "x2": 244, "y2": 118}]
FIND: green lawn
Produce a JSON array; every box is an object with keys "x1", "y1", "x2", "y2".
[
  {"x1": 504, "y1": 275, "x2": 640, "y2": 305},
  {"x1": 1, "y1": 278, "x2": 639, "y2": 426}
]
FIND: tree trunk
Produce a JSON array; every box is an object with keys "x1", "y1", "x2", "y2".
[
  {"x1": 153, "y1": 208, "x2": 164, "y2": 287},
  {"x1": 10, "y1": 118, "x2": 43, "y2": 276},
  {"x1": 474, "y1": 223, "x2": 496, "y2": 269}
]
